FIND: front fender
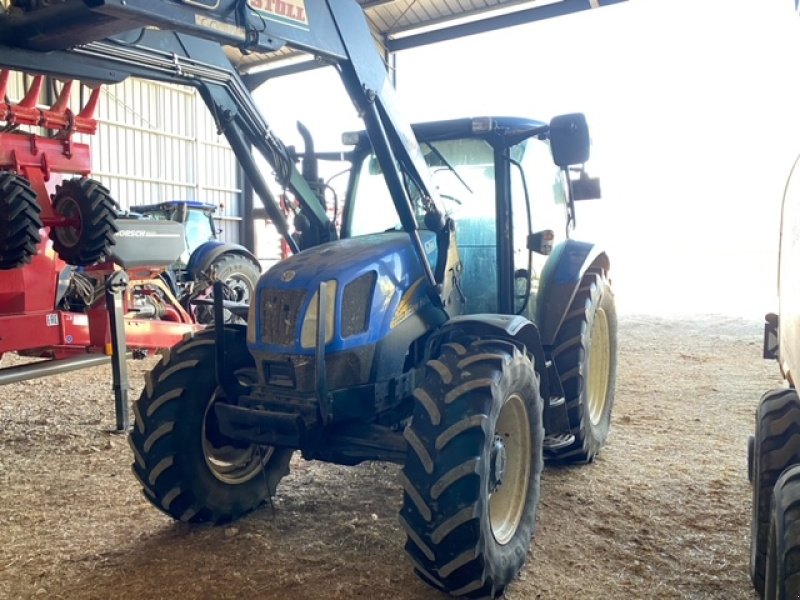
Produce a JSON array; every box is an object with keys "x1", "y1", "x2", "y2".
[
  {"x1": 535, "y1": 239, "x2": 610, "y2": 346},
  {"x1": 187, "y1": 241, "x2": 259, "y2": 278},
  {"x1": 428, "y1": 314, "x2": 548, "y2": 399}
]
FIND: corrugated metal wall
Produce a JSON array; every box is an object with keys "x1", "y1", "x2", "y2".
[
  {"x1": 91, "y1": 79, "x2": 242, "y2": 244},
  {"x1": 6, "y1": 75, "x2": 242, "y2": 245}
]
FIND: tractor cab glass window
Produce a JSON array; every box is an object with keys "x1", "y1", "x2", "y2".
[
  {"x1": 510, "y1": 138, "x2": 569, "y2": 317},
  {"x1": 184, "y1": 209, "x2": 215, "y2": 255},
  {"x1": 348, "y1": 157, "x2": 402, "y2": 236},
  {"x1": 348, "y1": 137, "x2": 499, "y2": 313},
  {"x1": 422, "y1": 139, "x2": 495, "y2": 217},
  {"x1": 349, "y1": 139, "x2": 495, "y2": 229},
  {"x1": 423, "y1": 138, "x2": 498, "y2": 314}
]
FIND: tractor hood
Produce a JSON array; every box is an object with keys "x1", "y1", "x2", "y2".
[
  {"x1": 267, "y1": 231, "x2": 436, "y2": 284},
  {"x1": 249, "y1": 231, "x2": 438, "y2": 355}
]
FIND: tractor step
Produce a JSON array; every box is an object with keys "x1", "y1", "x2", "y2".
[{"x1": 543, "y1": 433, "x2": 575, "y2": 452}]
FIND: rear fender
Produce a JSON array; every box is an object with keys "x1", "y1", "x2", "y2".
[
  {"x1": 187, "y1": 241, "x2": 259, "y2": 278},
  {"x1": 535, "y1": 240, "x2": 610, "y2": 346}
]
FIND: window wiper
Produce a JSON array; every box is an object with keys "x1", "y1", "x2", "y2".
[{"x1": 423, "y1": 142, "x2": 473, "y2": 194}]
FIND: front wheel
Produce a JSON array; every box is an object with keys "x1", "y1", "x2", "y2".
[
  {"x1": 548, "y1": 269, "x2": 617, "y2": 463},
  {"x1": 400, "y1": 338, "x2": 543, "y2": 598},
  {"x1": 194, "y1": 253, "x2": 260, "y2": 324},
  {"x1": 129, "y1": 326, "x2": 292, "y2": 523}
]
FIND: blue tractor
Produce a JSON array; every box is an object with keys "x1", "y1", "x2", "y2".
[
  {"x1": 131, "y1": 200, "x2": 261, "y2": 323},
  {"x1": 133, "y1": 114, "x2": 616, "y2": 598}
]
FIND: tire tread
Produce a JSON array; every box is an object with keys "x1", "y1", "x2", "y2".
[{"x1": 0, "y1": 172, "x2": 41, "y2": 270}]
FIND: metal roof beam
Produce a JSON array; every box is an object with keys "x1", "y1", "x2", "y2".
[
  {"x1": 243, "y1": 59, "x2": 330, "y2": 90},
  {"x1": 386, "y1": 0, "x2": 627, "y2": 53}
]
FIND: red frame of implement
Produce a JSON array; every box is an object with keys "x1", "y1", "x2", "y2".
[{"x1": 0, "y1": 72, "x2": 201, "y2": 360}]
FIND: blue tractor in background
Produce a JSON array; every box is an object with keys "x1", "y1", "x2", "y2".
[{"x1": 132, "y1": 200, "x2": 261, "y2": 323}]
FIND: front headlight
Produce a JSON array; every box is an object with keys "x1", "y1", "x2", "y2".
[{"x1": 300, "y1": 280, "x2": 337, "y2": 348}]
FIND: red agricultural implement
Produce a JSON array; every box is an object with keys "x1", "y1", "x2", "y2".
[{"x1": 0, "y1": 71, "x2": 203, "y2": 430}]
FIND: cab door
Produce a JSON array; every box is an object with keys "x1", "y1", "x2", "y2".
[{"x1": 511, "y1": 138, "x2": 569, "y2": 319}]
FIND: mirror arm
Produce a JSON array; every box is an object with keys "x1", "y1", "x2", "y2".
[
  {"x1": 564, "y1": 167, "x2": 577, "y2": 233},
  {"x1": 504, "y1": 124, "x2": 549, "y2": 148}
]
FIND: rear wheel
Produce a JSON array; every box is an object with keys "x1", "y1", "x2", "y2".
[
  {"x1": 0, "y1": 172, "x2": 41, "y2": 270},
  {"x1": 400, "y1": 338, "x2": 543, "y2": 598},
  {"x1": 195, "y1": 253, "x2": 260, "y2": 324},
  {"x1": 50, "y1": 177, "x2": 118, "y2": 266},
  {"x1": 548, "y1": 269, "x2": 617, "y2": 463},
  {"x1": 764, "y1": 464, "x2": 800, "y2": 600},
  {"x1": 130, "y1": 326, "x2": 292, "y2": 523},
  {"x1": 750, "y1": 388, "x2": 800, "y2": 595}
]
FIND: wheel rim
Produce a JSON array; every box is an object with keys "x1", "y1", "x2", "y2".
[
  {"x1": 587, "y1": 307, "x2": 611, "y2": 426},
  {"x1": 226, "y1": 275, "x2": 252, "y2": 304},
  {"x1": 54, "y1": 196, "x2": 81, "y2": 248},
  {"x1": 489, "y1": 393, "x2": 531, "y2": 545},
  {"x1": 201, "y1": 370, "x2": 272, "y2": 485}
]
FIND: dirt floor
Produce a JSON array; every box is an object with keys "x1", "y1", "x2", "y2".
[{"x1": 0, "y1": 314, "x2": 778, "y2": 599}]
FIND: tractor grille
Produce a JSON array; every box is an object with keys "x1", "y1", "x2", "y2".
[
  {"x1": 261, "y1": 289, "x2": 307, "y2": 346},
  {"x1": 341, "y1": 271, "x2": 376, "y2": 337}
]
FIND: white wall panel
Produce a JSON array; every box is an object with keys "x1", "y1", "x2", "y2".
[
  {"x1": 90, "y1": 78, "x2": 240, "y2": 244},
  {"x1": 3, "y1": 75, "x2": 284, "y2": 250}
]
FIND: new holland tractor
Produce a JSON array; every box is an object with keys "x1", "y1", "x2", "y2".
[
  {"x1": 131, "y1": 201, "x2": 261, "y2": 323},
  {"x1": 134, "y1": 114, "x2": 616, "y2": 599},
  {"x1": 0, "y1": 1, "x2": 616, "y2": 597}
]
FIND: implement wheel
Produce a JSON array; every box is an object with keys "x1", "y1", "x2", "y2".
[
  {"x1": 130, "y1": 326, "x2": 292, "y2": 523},
  {"x1": 765, "y1": 464, "x2": 800, "y2": 600},
  {"x1": 51, "y1": 177, "x2": 118, "y2": 266},
  {"x1": 750, "y1": 387, "x2": 800, "y2": 595},
  {"x1": 0, "y1": 172, "x2": 41, "y2": 270},
  {"x1": 400, "y1": 338, "x2": 543, "y2": 598},
  {"x1": 548, "y1": 269, "x2": 617, "y2": 463},
  {"x1": 195, "y1": 253, "x2": 260, "y2": 325}
]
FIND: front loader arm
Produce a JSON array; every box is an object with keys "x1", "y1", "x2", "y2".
[
  {"x1": 0, "y1": 0, "x2": 444, "y2": 296},
  {"x1": 0, "y1": 0, "x2": 345, "y2": 58},
  {"x1": 0, "y1": 27, "x2": 329, "y2": 253}
]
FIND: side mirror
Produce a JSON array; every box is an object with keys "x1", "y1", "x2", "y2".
[
  {"x1": 527, "y1": 229, "x2": 555, "y2": 255},
  {"x1": 571, "y1": 170, "x2": 602, "y2": 201},
  {"x1": 549, "y1": 113, "x2": 590, "y2": 168}
]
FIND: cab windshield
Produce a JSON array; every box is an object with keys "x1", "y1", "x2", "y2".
[
  {"x1": 347, "y1": 137, "x2": 496, "y2": 237},
  {"x1": 184, "y1": 209, "x2": 215, "y2": 254}
]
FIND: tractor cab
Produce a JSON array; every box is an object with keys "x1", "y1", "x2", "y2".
[
  {"x1": 129, "y1": 199, "x2": 260, "y2": 323},
  {"x1": 133, "y1": 200, "x2": 218, "y2": 266},
  {"x1": 340, "y1": 116, "x2": 599, "y2": 319}
]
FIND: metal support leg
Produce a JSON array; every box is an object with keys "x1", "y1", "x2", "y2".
[{"x1": 106, "y1": 271, "x2": 130, "y2": 431}]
